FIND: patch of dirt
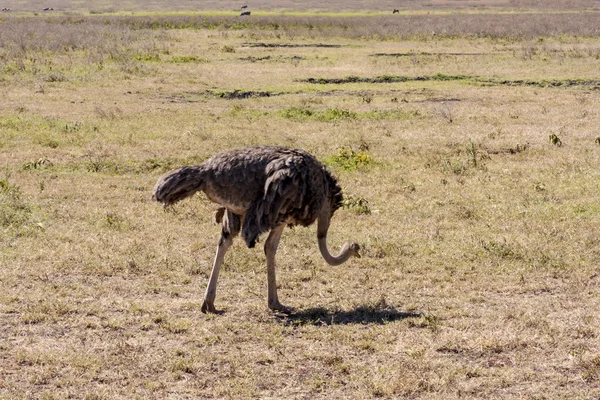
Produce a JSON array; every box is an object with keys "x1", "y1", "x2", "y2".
[
  {"x1": 303, "y1": 75, "x2": 600, "y2": 90},
  {"x1": 216, "y1": 89, "x2": 278, "y2": 99},
  {"x1": 162, "y1": 90, "x2": 284, "y2": 102},
  {"x1": 372, "y1": 52, "x2": 487, "y2": 57},
  {"x1": 239, "y1": 55, "x2": 304, "y2": 62},
  {"x1": 242, "y1": 42, "x2": 344, "y2": 48},
  {"x1": 302, "y1": 74, "x2": 471, "y2": 84},
  {"x1": 483, "y1": 78, "x2": 600, "y2": 89}
]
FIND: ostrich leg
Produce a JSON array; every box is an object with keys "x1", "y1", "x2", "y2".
[
  {"x1": 201, "y1": 211, "x2": 240, "y2": 314},
  {"x1": 201, "y1": 229, "x2": 232, "y2": 313},
  {"x1": 264, "y1": 224, "x2": 289, "y2": 312}
]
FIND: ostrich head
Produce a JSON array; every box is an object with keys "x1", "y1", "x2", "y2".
[{"x1": 342, "y1": 242, "x2": 361, "y2": 258}]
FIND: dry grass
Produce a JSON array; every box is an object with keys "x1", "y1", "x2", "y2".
[
  {"x1": 0, "y1": 0, "x2": 598, "y2": 12},
  {"x1": 1, "y1": 4, "x2": 600, "y2": 399}
]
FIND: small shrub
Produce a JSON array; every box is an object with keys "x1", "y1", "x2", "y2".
[
  {"x1": 62, "y1": 121, "x2": 83, "y2": 133},
  {"x1": 330, "y1": 147, "x2": 373, "y2": 171},
  {"x1": 508, "y1": 143, "x2": 529, "y2": 154},
  {"x1": 221, "y1": 45, "x2": 235, "y2": 53},
  {"x1": 549, "y1": 132, "x2": 562, "y2": 146},
  {"x1": 443, "y1": 141, "x2": 486, "y2": 175},
  {"x1": 22, "y1": 158, "x2": 53, "y2": 170},
  {"x1": 436, "y1": 103, "x2": 454, "y2": 124},
  {"x1": 342, "y1": 194, "x2": 371, "y2": 215},
  {"x1": 466, "y1": 140, "x2": 478, "y2": 168}
]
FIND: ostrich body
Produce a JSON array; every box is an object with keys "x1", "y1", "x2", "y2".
[{"x1": 153, "y1": 146, "x2": 360, "y2": 313}]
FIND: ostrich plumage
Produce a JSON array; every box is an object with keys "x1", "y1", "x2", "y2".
[{"x1": 153, "y1": 146, "x2": 360, "y2": 313}]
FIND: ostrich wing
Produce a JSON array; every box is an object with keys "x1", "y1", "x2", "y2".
[{"x1": 241, "y1": 154, "x2": 321, "y2": 248}]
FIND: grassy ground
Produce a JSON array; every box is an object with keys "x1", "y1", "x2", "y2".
[{"x1": 1, "y1": 6, "x2": 600, "y2": 399}]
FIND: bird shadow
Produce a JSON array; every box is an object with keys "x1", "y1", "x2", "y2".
[{"x1": 273, "y1": 304, "x2": 421, "y2": 326}]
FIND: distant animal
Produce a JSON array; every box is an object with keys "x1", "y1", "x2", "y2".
[
  {"x1": 241, "y1": 5, "x2": 248, "y2": 8},
  {"x1": 240, "y1": 10, "x2": 251, "y2": 16},
  {"x1": 393, "y1": 9, "x2": 399, "y2": 14},
  {"x1": 1, "y1": 7, "x2": 11, "y2": 11},
  {"x1": 153, "y1": 146, "x2": 361, "y2": 314},
  {"x1": 42, "y1": 7, "x2": 53, "y2": 11}
]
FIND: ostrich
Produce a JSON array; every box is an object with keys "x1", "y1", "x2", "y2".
[
  {"x1": 153, "y1": 146, "x2": 361, "y2": 313},
  {"x1": 241, "y1": 5, "x2": 248, "y2": 8},
  {"x1": 240, "y1": 10, "x2": 251, "y2": 16},
  {"x1": 393, "y1": 9, "x2": 399, "y2": 14}
]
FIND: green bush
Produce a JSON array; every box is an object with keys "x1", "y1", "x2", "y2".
[{"x1": 329, "y1": 147, "x2": 373, "y2": 171}]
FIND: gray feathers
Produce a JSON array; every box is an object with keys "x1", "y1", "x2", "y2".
[
  {"x1": 153, "y1": 165, "x2": 206, "y2": 206},
  {"x1": 152, "y1": 146, "x2": 343, "y2": 248}
]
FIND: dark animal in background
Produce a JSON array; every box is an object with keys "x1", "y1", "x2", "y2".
[
  {"x1": 393, "y1": 9, "x2": 399, "y2": 13},
  {"x1": 240, "y1": 10, "x2": 251, "y2": 16},
  {"x1": 241, "y1": 5, "x2": 248, "y2": 8},
  {"x1": 42, "y1": 7, "x2": 53, "y2": 11},
  {"x1": 153, "y1": 146, "x2": 361, "y2": 314}
]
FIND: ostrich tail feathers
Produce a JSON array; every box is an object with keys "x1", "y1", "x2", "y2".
[{"x1": 153, "y1": 165, "x2": 205, "y2": 206}]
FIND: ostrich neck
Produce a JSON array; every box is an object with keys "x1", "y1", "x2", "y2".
[
  {"x1": 318, "y1": 238, "x2": 353, "y2": 266},
  {"x1": 317, "y1": 206, "x2": 352, "y2": 266}
]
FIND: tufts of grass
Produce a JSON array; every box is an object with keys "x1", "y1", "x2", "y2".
[
  {"x1": 280, "y1": 106, "x2": 315, "y2": 120},
  {"x1": 442, "y1": 141, "x2": 487, "y2": 175},
  {"x1": 280, "y1": 107, "x2": 418, "y2": 122},
  {"x1": 342, "y1": 194, "x2": 371, "y2": 215},
  {"x1": 318, "y1": 107, "x2": 357, "y2": 121},
  {"x1": 280, "y1": 106, "x2": 358, "y2": 121},
  {"x1": 480, "y1": 239, "x2": 526, "y2": 261},
  {"x1": 0, "y1": 177, "x2": 31, "y2": 230},
  {"x1": 362, "y1": 109, "x2": 422, "y2": 120},
  {"x1": 100, "y1": 212, "x2": 131, "y2": 231},
  {"x1": 133, "y1": 53, "x2": 161, "y2": 62},
  {"x1": 169, "y1": 55, "x2": 209, "y2": 63},
  {"x1": 22, "y1": 158, "x2": 53, "y2": 171}
]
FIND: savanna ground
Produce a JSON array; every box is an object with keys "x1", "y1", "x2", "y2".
[{"x1": 1, "y1": 1, "x2": 600, "y2": 398}]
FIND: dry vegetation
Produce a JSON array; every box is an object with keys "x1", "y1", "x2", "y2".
[
  {"x1": 1, "y1": 1, "x2": 600, "y2": 399},
  {"x1": 0, "y1": 0, "x2": 599, "y2": 12}
]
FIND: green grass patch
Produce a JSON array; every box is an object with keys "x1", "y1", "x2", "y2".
[
  {"x1": 326, "y1": 147, "x2": 374, "y2": 171},
  {"x1": 169, "y1": 55, "x2": 209, "y2": 63},
  {"x1": 280, "y1": 107, "x2": 420, "y2": 122},
  {"x1": 134, "y1": 53, "x2": 161, "y2": 62}
]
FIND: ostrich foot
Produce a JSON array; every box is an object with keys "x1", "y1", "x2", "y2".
[
  {"x1": 268, "y1": 300, "x2": 294, "y2": 314},
  {"x1": 201, "y1": 300, "x2": 223, "y2": 314}
]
